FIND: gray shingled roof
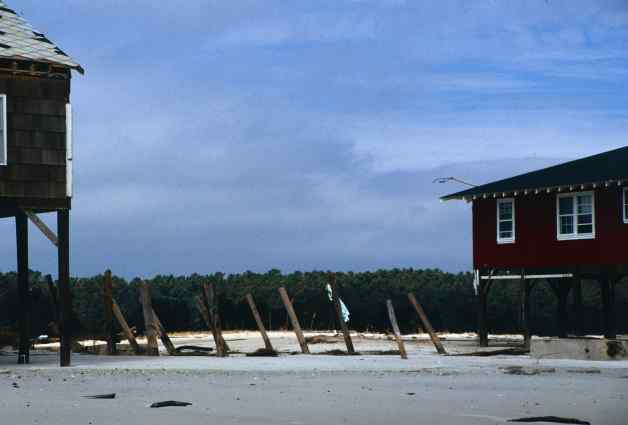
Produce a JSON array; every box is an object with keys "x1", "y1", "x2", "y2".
[
  {"x1": 0, "y1": 1, "x2": 83, "y2": 74},
  {"x1": 442, "y1": 146, "x2": 628, "y2": 201}
]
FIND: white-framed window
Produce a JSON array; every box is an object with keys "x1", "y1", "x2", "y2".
[
  {"x1": 497, "y1": 198, "x2": 515, "y2": 244},
  {"x1": 623, "y1": 187, "x2": 628, "y2": 224},
  {"x1": 557, "y1": 191, "x2": 595, "y2": 240},
  {"x1": 0, "y1": 94, "x2": 6, "y2": 166}
]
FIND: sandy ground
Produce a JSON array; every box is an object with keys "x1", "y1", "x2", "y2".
[{"x1": 0, "y1": 331, "x2": 626, "y2": 425}]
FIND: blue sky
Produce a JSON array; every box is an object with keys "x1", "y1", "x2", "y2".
[{"x1": 1, "y1": 0, "x2": 627, "y2": 278}]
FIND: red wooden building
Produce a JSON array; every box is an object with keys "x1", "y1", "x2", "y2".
[{"x1": 442, "y1": 146, "x2": 628, "y2": 346}]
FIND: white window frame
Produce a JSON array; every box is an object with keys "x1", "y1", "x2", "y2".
[
  {"x1": 496, "y1": 198, "x2": 515, "y2": 244},
  {"x1": 623, "y1": 187, "x2": 628, "y2": 224},
  {"x1": 0, "y1": 94, "x2": 6, "y2": 166},
  {"x1": 556, "y1": 191, "x2": 595, "y2": 241}
]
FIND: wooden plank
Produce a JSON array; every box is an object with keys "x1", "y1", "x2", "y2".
[
  {"x1": 138, "y1": 281, "x2": 159, "y2": 356},
  {"x1": 278, "y1": 287, "x2": 309, "y2": 354},
  {"x1": 203, "y1": 282, "x2": 227, "y2": 357},
  {"x1": 407, "y1": 293, "x2": 447, "y2": 355},
  {"x1": 329, "y1": 273, "x2": 355, "y2": 354},
  {"x1": 16, "y1": 211, "x2": 30, "y2": 365},
  {"x1": 57, "y1": 209, "x2": 72, "y2": 367},
  {"x1": 152, "y1": 308, "x2": 177, "y2": 356},
  {"x1": 112, "y1": 299, "x2": 141, "y2": 354},
  {"x1": 23, "y1": 209, "x2": 58, "y2": 246},
  {"x1": 103, "y1": 270, "x2": 116, "y2": 355},
  {"x1": 245, "y1": 293, "x2": 274, "y2": 352},
  {"x1": 386, "y1": 300, "x2": 407, "y2": 359}
]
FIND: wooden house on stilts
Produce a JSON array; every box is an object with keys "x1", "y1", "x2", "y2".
[
  {"x1": 0, "y1": 1, "x2": 83, "y2": 366},
  {"x1": 442, "y1": 147, "x2": 628, "y2": 347}
]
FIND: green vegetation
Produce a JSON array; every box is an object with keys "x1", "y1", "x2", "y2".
[{"x1": 0, "y1": 269, "x2": 626, "y2": 338}]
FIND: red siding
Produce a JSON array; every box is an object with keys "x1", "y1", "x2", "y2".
[{"x1": 473, "y1": 186, "x2": 628, "y2": 269}]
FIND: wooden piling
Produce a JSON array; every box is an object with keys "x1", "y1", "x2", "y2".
[
  {"x1": 45, "y1": 275, "x2": 60, "y2": 336},
  {"x1": 57, "y1": 210, "x2": 72, "y2": 367},
  {"x1": 519, "y1": 275, "x2": 531, "y2": 350},
  {"x1": 152, "y1": 308, "x2": 177, "y2": 356},
  {"x1": 245, "y1": 293, "x2": 274, "y2": 352},
  {"x1": 407, "y1": 293, "x2": 446, "y2": 355},
  {"x1": 203, "y1": 282, "x2": 227, "y2": 357},
  {"x1": 16, "y1": 211, "x2": 30, "y2": 365},
  {"x1": 572, "y1": 275, "x2": 584, "y2": 337},
  {"x1": 103, "y1": 270, "x2": 116, "y2": 355},
  {"x1": 138, "y1": 281, "x2": 159, "y2": 356},
  {"x1": 195, "y1": 295, "x2": 229, "y2": 352},
  {"x1": 278, "y1": 287, "x2": 309, "y2": 354},
  {"x1": 112, "y1": 299, "x2": 141, "y2": 354},
  {"x1": 329, "y1": 273, "x2": 355, "y2": 354},
  {"x1": 477, "y1": 275, "x2": 491, "y2": 347},
  {"x1": 386, "y1": 300, "x2": 407, "y2": 359}
]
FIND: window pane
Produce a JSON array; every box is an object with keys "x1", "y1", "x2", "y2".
[
  {"x1": 560, "y1": 216, "x2": 573, "y2": 234},
  {"x1": 577, "y1": 214, "x2": 592, "y2": 225},
  {"x1": 578, "y1": 224, "x2": 593, "y2": 234},
  {"x1": 499, "y1": 202, "x2": 512, "y2": 220},
  {"x1": 499, "y1": 231, "x2": 512, "y2": 239},
  {"x1": 559, "y1": 197, "x2": 573, "y2": 215},
  {"x1": 500, "y1": 220, "x2": 513, "y2": 232},
  {"x1": 577, "y1": 195, "x2": 592, "y2": 214}
]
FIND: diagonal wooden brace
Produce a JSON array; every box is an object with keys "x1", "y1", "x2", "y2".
[{"x1": 23, "y1": 209, "x2": 59, "y2": 247}]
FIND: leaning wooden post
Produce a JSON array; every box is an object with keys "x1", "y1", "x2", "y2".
[
  {"x1": 245, "y1": 293, "x2": 274, "y2": 352},
  {"x1": 329, "y1": 273, "x2": 355, "y2": 354},
  {"x1": 407, "y1": 293, "x2": 447, "y2": 355},
  {"x1": 152, "y1": 308, "x2": 177, "y2": 356},
  {"x1": 386, "y1": 300, "x2": 407, "y2": 359},
  {"x1": 203, "y1": 282, "x2": 227, "y2": 357},
  {"x1": 112, "y1": 299, "x2": 141, "y2": 354},
  {"x1": 16, "y1": 211, "x2": 30, "y2": 365},
  {"x1": 57, "y1": 209, "x2": 72, "y2": 367},
  {"x1": 103, "y1": 270, "x2": 116, "y2": 355},
  {"x1": 278, "y1": 287, "x2": 310, "y2": 354},
  {"x1": 196, "y1": 295, "x2": 230, "y2": 352},
  {"x1": 138, "y1": 281, "x2": 159, "y2": 356}
]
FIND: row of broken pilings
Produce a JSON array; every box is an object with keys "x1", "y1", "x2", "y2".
[{"x1": 92, "y1": 271, "x2": 452, "y2": 359}]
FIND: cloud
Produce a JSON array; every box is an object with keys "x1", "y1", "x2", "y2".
[{"x1": 0, "y1": 1, "x2": 626, "y2": 278}]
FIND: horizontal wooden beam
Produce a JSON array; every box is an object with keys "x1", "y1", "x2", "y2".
[{"x1": 23, "y1": 209, "x2": 58, "y2": 247}]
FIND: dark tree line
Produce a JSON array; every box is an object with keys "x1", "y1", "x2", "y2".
[{"x1": 0, "y1": 269, "x2": 626, "y2": 340}]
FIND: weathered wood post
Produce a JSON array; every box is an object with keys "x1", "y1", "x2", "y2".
[
  {"x1": 103, "y1": 270, "x2": 116, "y2": 355},
  {"x1": 572, "y1": 273, "x2": 584, "y2": 337},
  {"x1": 152, "y1": 309, "x2": 177, "y2": 356},
  {"x1": 386, "y1": 300, "x2": 407, "y2": 359},
  {"x1": 278, "y1": 287, "x2": 310, "y2": 354},
  {"x1": 138, "y1": 281, "x2": 159, "y2": 356},
  {"x1": 245, "y1": 293, "x2": 274, "y2": 352},
  {"x1": 519, "y1": 272, "x2": 531, "y2": 350},
  {"x1": 112, "y1": 299, "x2": 141, "y2": 354},
  {"x1": 600, "y1": 273, "x2": 616, "y2": 339},
  {"x1": 16, "y1": 211, "x2": 29, "y2": 364},
  {"x1": 196, "y1": 294, "x2": 230, "y2": 353},
  {"x1": 477, "y1": 273, "x2": 490, "y2": 347},
  {"x1": 549, "y1": 279, "x2": 572, "y2": 338},
  {"x1": 45, "y1": 275, "x2": 60, "y2": 336},
  {"x1": 203, "y1": 282, "x2": 227, "y2": 357},
  {"x1": 329, "y1": 273, "x2": 355, "y2": 354},
  {"x1": 407, "y1": 293, "x2": 446, "y2": 355},
  {"x1": 57, "y1": 210, "x2": 72, "y2": 367}
]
